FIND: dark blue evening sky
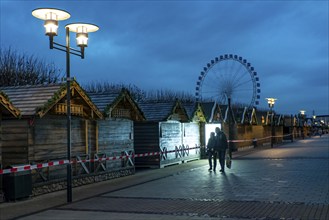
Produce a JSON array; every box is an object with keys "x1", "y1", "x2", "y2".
[{"x1": 1, "y1": 0, "x2": 328, "y2": 116}]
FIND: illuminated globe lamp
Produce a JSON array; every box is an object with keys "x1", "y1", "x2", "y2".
[
  {"x1": 66, "y1": 23, "x2": 99, "y2": 58},
  {"x1": 32, "y1": 8, "x2": 71, "y2": 48},
  {"x1": 32, "y1": 8, "x2": 71, "y2": 35},
  {"x1": 266, "y1": 98, "x2": 277, "y2": 109}
]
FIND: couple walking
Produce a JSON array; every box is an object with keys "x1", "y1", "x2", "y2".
[{"x1": 206, "y1": 127, "x2": 228, "y2": 173}]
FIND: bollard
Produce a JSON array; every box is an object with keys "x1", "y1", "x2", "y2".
[{"x1": 252, "y1": 138, "x2": 257, "y2": 148}]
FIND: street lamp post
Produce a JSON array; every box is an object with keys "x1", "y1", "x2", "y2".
[
  {"x1": 290, "y1": 114, "x2": 294, "y2": 142},
  {"x1": 228, "y1": 97, "x2": 233, "y2": 158},
  {"x1": 224, "y1": 93, "x2": 235, "y2": 158},
  {"x1": 32, "y1": 8, "x2": 99, "y2": 203},
  {"x1": 299, "y1": 110, "x2": 306, "y2": 139},
  {"x1": 266, "y1": 98, "x2": 276, "y2": 148}
]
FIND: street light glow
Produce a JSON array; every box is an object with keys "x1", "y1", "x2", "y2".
[
  {"x1": 32, "y1": 8, "x2": 70, "y2": 36},
  {"x1": 266, "y1": 97, "x2": 277, "y2": 108},
  {"x1": 65, "y1": 23, "x2": 99, "y2": 47}
]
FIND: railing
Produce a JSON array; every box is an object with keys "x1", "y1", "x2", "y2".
[
  {"x1": 31, "y1": 150, "x2": 135, "y2": 184},
  {"x1": 55, "y1": 103, "x2": 83, "y2": 116},
  {"x1": 112, "y1": 108, "x2": 130, "y2": 118}
]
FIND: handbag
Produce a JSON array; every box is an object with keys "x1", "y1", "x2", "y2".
[{"x1": 225, "y1": 149, "x2": 232, "y2": 169}]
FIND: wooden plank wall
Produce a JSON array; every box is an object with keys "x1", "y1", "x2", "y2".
[
  {"x1": 32, "y1": 117, "x2": 64, "y2": 161},
  {"x1": 133, "y1": 122, "x2": 159, "y2": 167},
  {"x1": 1, "y1": 119, "x2": 28, "y2": 167},
  {"x1": 235, "y1": 125, "x2": 283, "y2": 148},
  {"x1": 1, "y1": 115, "x2": 137, "y2": 185},
  {"x1": 235, "y1": 125, "x2": 262, "y2": 148},
  {"x1": 134, "y1": 121, "x2": 193, "y2": 167},
  {"x1": 182, "y1": 122, "x2": 200, "y2": 157},
  {"x1": 0, "y1": 113, "x2": 2, "y2": 192},
  {"x1": 159, "y1": 121, "x2": 182, "y2": 160},
  {"x1": 98, "y1": 119, "x2": 134, "y2": 170},
  {"x1": 86, "y1": 120, "x2": 97, "y2": 155},
  {"x1": 199, "y1": 122, "x2": 207, "y2": 158},
  {"x1": 0, "y1": 112, "x2": 2, "y2": 168},
  {"x1": 32, "y1": 116, "x2": 97, "y2": 181},
  {"x1": 32, "y1": 116, "x2": 87, "y2": 161}
]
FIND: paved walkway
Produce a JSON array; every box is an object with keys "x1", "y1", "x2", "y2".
[{"x1": 1, "y1": 135, "x2": 328, "y2": 220}]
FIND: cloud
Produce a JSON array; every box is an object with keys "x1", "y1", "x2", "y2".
[{"x1": 1, "y1": 0, "x2": 328, "y2": 115}]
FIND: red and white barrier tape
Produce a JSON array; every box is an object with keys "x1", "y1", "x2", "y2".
[
  {"x1": 0, "y1": 134, "x2": 294, "y2": 175},
  {"x1": 230, "y1": 134, "x2": 292, "y2": 143},
  {"x1": 0, "y1": 160, "x2": 69, "y2": 175},
  {"x1": 0, "y1": 146, "x2": 199, "y2": 175}
]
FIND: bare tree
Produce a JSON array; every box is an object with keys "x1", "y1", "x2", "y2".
[
  {"x1": 83, "y1": 81, "x2": 146, "y2": 101},
  {"x1": 0, "y1": 47, "x2": 63, "y2": 86},
  {"x1": 145, "y1": 89, "x2": 195, "y2": 102},
  {"x1": 83, "y1": 81, "x2": 195, "y2": 102}
]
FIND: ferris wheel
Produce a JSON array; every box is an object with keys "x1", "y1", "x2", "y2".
[{"x1": 195, "y1": 54, "x2": 260, "y2": 109}]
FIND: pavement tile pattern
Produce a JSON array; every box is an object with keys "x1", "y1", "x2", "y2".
[
  {"x1": 60, "y1": 196, "x2": 329, "y2": 219},
  {"x1": 106, "y1": 158, "x2": 329, "y2": 204},
  {"x1": 1, "y1": 136, "x2": 328, "y2": 220}
]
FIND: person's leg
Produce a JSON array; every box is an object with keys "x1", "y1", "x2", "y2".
[
  {"x1": 208, "y1": 152, "x2": 212, "y2": 171},
  {"x1": 213, "y1": 151, "x2": 217, "y2": 171}
]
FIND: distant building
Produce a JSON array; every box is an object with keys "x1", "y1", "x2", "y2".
[{"x1": 315, "y1": 115, "x2": 329, "y2": 127}]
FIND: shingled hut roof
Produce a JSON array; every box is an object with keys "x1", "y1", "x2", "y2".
[
  {"x1": 200, "y1": 102, "x2": 215, "y2": 122},
  {"x1": 0, "y1": 81, "x2": 103, "y2": 119},
  {"x1": 0, "y1": 84, "x2": 62, "y2": 116},
  {"x1": 88, "y1": 90, "x2": 121, "y2": 113},
  {"x1": 182, "y1": 101, "x2": 206, "y2": 122},
  {"x1": 138, "y1": 99, "x2": 189, "y2": 122},
  {"x1": 87, "y1": 89, "x2": 145, "y2": 121},
  {"x1": 0, "y1": 91, "x2": 20, "y2": 117},
  {"x1": 181, "y1": 101, "x2": 196, "y2": 120}
]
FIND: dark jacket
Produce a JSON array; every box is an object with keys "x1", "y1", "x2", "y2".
[
  {"x1": 206, "y1": 136, "x2": 216, "y2": 152},
  {"x1": 215, "y1": 131, "x2": 228, "y2": 151}
]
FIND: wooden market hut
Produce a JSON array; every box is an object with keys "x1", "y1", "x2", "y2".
[
  {"x1": 182, "y1": 102, "x2": 206, "y2": 123},
  {"x1": 232, "y1": 107, "x2": 247, "y2": 125},
  {"x1": 248, "y1": 108, "x2": 259, "y2": 125},
  {"x1": 134, "y1": 99, "x2": 199, "y2": 168},
  {"x1": 232, "y1": 107, "x2": 263, "y2": 148},
  {"x1": 0, "y1": 91, "x2": 20, "y2": 169},
  {"x1": 200, "y1": 102, "x2": 225, "y2": 124},
  {"x1": 0, "y1": 81, "x2": 103, "y2": 194},
  {"x1": 87, "y1": 88, "x2": 145, "y2": 173},
  {"x1": 199, "y1": 102, "x2": 226, "y2": 142},
  {"x1": 256, "y1": 109, "x2": 268, "y2": 126},
  {"x1": 283, "y1": 115, "x2": 295, "y2": 141},
  {"x1": 181, "y1": 101, "x2": 206, "y2": 158},
  {"x1": 283, "y1": 114, "x2": 298, "y2": 139},
  {"x1": 273, "y1": 114, "x2": 284, "y2": 143},
  {"x1": 232, "y1": 106, "x2": 258, "y2": 125},
  {"x1": 232, "y1": 107, "x2": 259, "y2": 125},
  {"x1": 200, "y1": 102, "x2": 245, "y2": 151},
  {"x1": 0, "y1": 91, "x2": 21, "y2": 119},
  {"x1": 253, "y1": 109, "x2": 285, "y2": 147},
  {"x1": 0, "y1": 91, "x2": 21, "y2": 195}
]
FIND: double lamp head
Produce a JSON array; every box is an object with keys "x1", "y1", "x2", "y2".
[{"x1": 32, "y1": 8, "x2": 99, "y2": 48}]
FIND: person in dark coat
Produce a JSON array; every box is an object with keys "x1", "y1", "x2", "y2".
[
  {"x1": 206, "y1": 132, "x2": 217, "y2": 171},
  {"x1": 215, "y1": 127, "x2": 228, "y2": 173}
]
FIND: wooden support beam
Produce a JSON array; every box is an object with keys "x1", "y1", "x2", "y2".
[
  {"x1": 95, "y1": 121, "x2": 99, "y2": 153},
  {"x1": 85, "y1": 120, "x2": 88, "y2": 154}
]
